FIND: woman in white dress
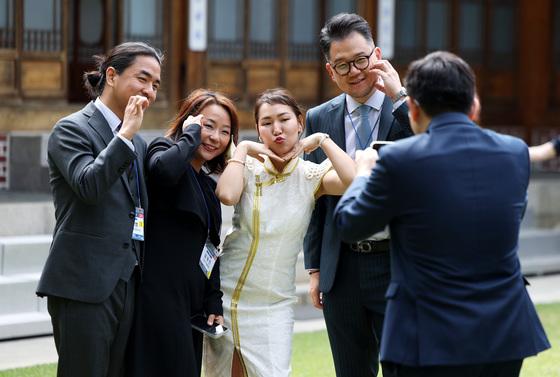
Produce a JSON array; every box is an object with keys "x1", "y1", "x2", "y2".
[{"x1": 203, "y1": 88, "x2": 355, "y2": 377}]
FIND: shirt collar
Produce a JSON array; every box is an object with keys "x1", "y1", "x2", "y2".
[
  {"x1": 345, "y1": 90, "x2": 385, "y2": 115},
  {"x1": 94, "y1": 97, "x2": 122, "y2": 134}
]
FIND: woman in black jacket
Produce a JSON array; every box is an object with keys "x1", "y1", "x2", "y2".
[{"x1": 127, "y1": 89, "x2": 239, "y2": 377}]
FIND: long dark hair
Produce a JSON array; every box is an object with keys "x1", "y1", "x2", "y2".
[
  {"x1": 83, "y1": 42, "x2": 163, "y2": 98},
  {"x1": 166, "y1": 89, "x2": 239, "y2": 174}
]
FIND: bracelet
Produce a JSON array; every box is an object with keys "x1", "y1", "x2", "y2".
[
  {"x1": 308, "y1": 270, "x2": 320, "y2": 275},
  {"x1": 227, "y1": 158, "x2": 246, "y2": 166},
  {"x1": 318, "y1": 133, "x2": 330, "y2": 148}
]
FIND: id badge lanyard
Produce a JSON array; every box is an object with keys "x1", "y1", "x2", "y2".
[
  {"x1": 190, "y1": 167, "x2": 221, "y2": 279},
  {"x1": 131, "y1": 160, "x2": 145, "y2": 241},
  {"x1": 346, "y1": 107, "x2": 381, "y2": 150}
]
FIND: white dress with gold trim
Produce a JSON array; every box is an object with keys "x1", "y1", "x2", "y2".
[{"x1": 203, "y1": 156, "x2": 331, "y2": 377}]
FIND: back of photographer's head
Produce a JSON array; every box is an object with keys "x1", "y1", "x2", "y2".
[{"x1": 405, "y1": 51, "x2": 475, "y2": 120}]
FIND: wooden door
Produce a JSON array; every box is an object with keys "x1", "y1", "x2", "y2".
[{"x1": 68, "y1": 0, "x2": 107, "y2": 102}]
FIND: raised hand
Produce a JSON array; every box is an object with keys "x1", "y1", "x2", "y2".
[
  {"x1": 237, "y1": 140, "x2": 284, "y2": 164},
  {"x1": 355, "y1": 148, "x2": 379, "y2": 177},
  {"x1": 119, "y1": 95, "x2": 149, "y2": 140},
  {"x1": 370, "y1": 60, "x2": 404, "y2": 101},
  {"x1": 182, "y1": 114, "x2": 204, "y2": 133}
]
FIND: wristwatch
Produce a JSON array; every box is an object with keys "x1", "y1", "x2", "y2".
[{"x1": 393, "y1": 87, "x2": 408, "y2": 103}]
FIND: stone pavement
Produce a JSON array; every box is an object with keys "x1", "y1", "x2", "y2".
[{"x1": 1, "y1": 273, "x2": 560, "y2": 371}]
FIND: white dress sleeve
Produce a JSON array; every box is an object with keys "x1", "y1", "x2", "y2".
[{"x1": 303, "y1": 158, "x2": 333, "y2": 197}]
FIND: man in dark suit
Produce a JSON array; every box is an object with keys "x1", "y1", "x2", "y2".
[
  {"x1": 334, "y1": 51, "x2": 550, "y2": 377},
  {"x1": 303, "y1": 13, "x2": 413, "y2": 377},
  {"x1": 36, "y1": 42, "x2": 162, "y2": 377}
]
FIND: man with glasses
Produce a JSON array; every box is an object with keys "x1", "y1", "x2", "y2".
[{"x1": 303, "y1": 13, "x2": 413, "y2": 377}]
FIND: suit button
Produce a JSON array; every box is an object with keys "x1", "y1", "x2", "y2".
[
  {"x1": 123, "y1": 243, "x2": 130, "y2": 249},
  {"x1": 129, "y1": 212, "x2": 135, "y2": 219}
]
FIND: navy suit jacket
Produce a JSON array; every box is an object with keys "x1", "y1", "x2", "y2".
[
  {"x1": 334, "y1": 112, "x2": 550, "y2": 365},
  {"x1": 303, "y1": 93, "x2": 412, "y2": 292}
]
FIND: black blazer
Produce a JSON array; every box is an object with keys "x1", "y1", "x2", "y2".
[
  {"x1": 37, "y1": 101, "x2": 148, "y2": 303},
  {"x1": 144, "y1": 124, "x2": 222, "y2": 315},
  {"x1": 303, "y1": 93, "x2": 412, "y2": 293}
]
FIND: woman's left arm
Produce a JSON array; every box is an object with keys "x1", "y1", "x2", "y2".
[{"x1": 302, "y1": 133, "x2": 355, "y2": 197}]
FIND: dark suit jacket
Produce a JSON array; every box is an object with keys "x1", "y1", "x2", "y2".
[
  {"x1": 126, "y1": 126, "x2": 223, "y2": 377},
  {"x1": 37, "y1": 101, "x2": 148, "y2": 304},
  {"x1": 334, "y1": 112, "x2": 550, "y2": 365},
  {"x1": 142, "y1": 125, "x2": 222, "y2": 315},
  {"x1": 303, "y1": 93, "x2": 412, "y2": 292}
]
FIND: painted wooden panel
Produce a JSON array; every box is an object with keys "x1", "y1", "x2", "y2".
[
  {"x1": 207, "y1": 64, "x2": 243, "y2": 99},
  {"x1": 0, "y1": 60, "x2": 16, "y2": 92},
  {"x1": 246, "y1": 66, "x2": 279, "y2": 98},
  {"x1": 286, "y1": 67, "x2": 319, "y2": 103},
  {"x1": 21, "y1": 61, "x2": 63, "y2": 92}
]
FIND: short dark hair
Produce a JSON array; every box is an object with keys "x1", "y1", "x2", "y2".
[
  {"x1": 319, "y1": 13, "x2": 373, "y2": 61},
  {"x1": 254, "y1": 88, "x2": 304, "y2": 127},
  {"x1": 165, "y1": 89, "x2": 239, "y2": 175},
  {"x1": 83, "y1": 42, "x2": 163, "y2": 98},
  {"x1": 404, "y1": 51, "x2": 475, "y2": 117}
]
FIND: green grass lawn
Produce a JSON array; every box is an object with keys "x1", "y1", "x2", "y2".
[{"x1": 2, "y1": 303, "x2": 559, "y2": 377}]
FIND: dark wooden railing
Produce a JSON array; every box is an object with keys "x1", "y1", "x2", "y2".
[
  {"x1": 0, "y1": 28, "x2": 15, "y2": 49},
  {"x1": 23, "y1": 29, "x2": 61, "y2": 51}
]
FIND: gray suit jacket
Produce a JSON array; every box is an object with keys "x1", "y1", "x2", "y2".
[
  {"x1": 37, "y1": 101, "x2": 148, "y2": 304},
  {"x1": 303, "y1": 93, "x2": 412, "y2": 293}
]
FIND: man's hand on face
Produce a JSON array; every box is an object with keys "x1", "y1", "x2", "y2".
[
  {"x1": 119, "y1": 95, "x2": 149, "y2": 140},
  {"x1": 370, "y1": 60, "x2": 404, "y2": 101}
]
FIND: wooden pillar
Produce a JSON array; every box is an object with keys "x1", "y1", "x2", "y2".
[
  {"x1": 168, "y1": 0, "x2": 185, "y2": 105},
  {"x1": 184, "y1": 0, "x2": 207, "y2": 98},
  {"x1": 518, "y1": 0, "x2": 552, "y2": 129}
]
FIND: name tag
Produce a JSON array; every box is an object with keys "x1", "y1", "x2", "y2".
[
  {"x1": 199, "y1": 240, "x2": 220, "y2": 279},
  {"x1": 131, "y1": 207, "x2": 145, "y2": 241}
]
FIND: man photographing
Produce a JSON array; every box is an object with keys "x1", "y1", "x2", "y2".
[{"x1": 334, "y1": 51, "x2": 550, "y2": 377}]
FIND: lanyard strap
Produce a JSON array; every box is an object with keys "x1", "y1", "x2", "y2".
[
  {"x1": 189, "y1": 166, "x2": 211, "y2": 236},
  {"x1": 346, "y1": 106, "x2": 381, "y2": 150},
  {"x1": 133, "y1": 160, "x2": 142, "y2": 208}
]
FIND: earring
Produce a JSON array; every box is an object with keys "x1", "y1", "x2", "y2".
[{"x1": 258, "y1": 135, "x2": 262, "y2": 142}]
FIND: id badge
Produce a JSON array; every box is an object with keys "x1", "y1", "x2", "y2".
[
  {"x1": 199, "y1": 240, "x2": 220, "y2": 279},
  {"x1": 132, "y1": 207, "x2": 145, "y2": 241}
]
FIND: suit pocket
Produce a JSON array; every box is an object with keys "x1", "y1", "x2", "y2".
[{"x1": 385, "y1": 282, "x2": 399, "y2": 299}]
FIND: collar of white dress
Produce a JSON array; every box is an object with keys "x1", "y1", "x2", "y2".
[{"x1": 263, "y1": 156, "x2": 299, "y2": 176}]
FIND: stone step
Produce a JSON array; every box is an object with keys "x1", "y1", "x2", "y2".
[
  {"x1": 0, "y1": 196, "x2": 55, "y2": 237},
  {"x1": 0, "y1": 273, "x2": 44, "y2": 316},
  {"x1": 519, "y1": 228, "x2": 560, "y2": 257},
  {"x1": 0, "y1": 312, "x2": 51, "y2": 340},
  {"x1": 0, "y1": 235, "x2": 51, "y2": 276}
]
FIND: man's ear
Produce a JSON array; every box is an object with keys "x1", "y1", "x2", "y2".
[
  {"x1": 407, "y1": 97, "x2": 419, "y2": 123},
  {"x1": 325, "y1": 63, "x2": 335, "y2": 82},
  {"x1": 105, "y1": 67, "x2": 117, "y2": 87}
]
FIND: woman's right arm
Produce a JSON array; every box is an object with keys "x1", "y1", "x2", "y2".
[
  {"x1": 147, "y1": 123, "x2": 201, "y2": 186},
  {"x1": 215, "y1": 142, "x2": 249, "y2": 206},
  {"x1": 216, "y1": 140, "x2": 281, "y2": 205},
  {"x1": 529, "y1": 139, "x2": 559, "y2": 162}
]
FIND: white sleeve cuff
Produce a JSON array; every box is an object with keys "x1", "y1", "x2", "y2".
[{"x1": 117, "y1": 134, "x2": 135, "y2": 152}]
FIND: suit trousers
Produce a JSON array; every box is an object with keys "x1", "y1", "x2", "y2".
[
  {"x1": 47, "y1": 268, "x2": 138, "y2": 377},
  {"x1": 322, "y1": 247, "x2": 391, "y2": 377},
  {"x1": 382, "y1": 359, "x2": 524, "y2": 377}
]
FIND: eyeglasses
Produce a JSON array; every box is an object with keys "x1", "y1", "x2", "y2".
[{"x1": 330, "y1": 50, "x2": 374, "y2": 76}]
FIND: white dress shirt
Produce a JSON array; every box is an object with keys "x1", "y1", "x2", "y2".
[
  {"x1": 344, "y1": 91, "x2": 390, "y2": 241},
  {"x1": 94, "y1": 97, "x2": 135, "y2": 151}
]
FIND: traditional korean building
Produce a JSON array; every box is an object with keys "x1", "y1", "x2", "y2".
[{"x1": 0, "y1": 0, "x2": 559, "y2": 190}]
